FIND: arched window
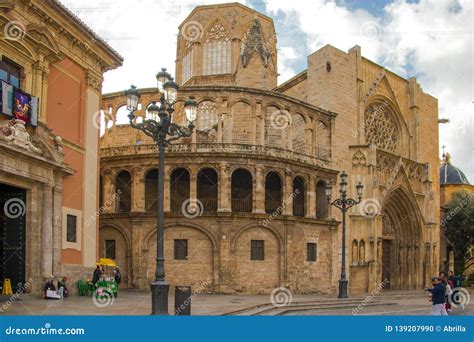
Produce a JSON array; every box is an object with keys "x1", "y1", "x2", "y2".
[
  {"x1": 170, "y1": 168, "x2": 190, "y2": 213},
  {"x1": 115, "y1": 171, "x2": 132, "y2": 213},
  {"x1": 265, "y1": 172, "x2": 282, "y2": 214},
  {"x1": 293, "y1": 176, "x2": 305, "y2": 217},
  {"x1": 316, "y1": 180, "x2": 328, "y2": 219},
  {"x1": 197, "y1": 168, "x2": 218, "y2": 212},
  {"x1": 231, "y1": 169, "x2": 253, "y2": 212},
  {"x1": 352, "y1": 240, "x2": 359, "y2": 263},
  {"x1": 203, "y1": 21, "x2": 231, "y2": 75},
  {"x1": 115, "y1": 105, "x2": 129, "y2": 125},
  {"x1": 145, "y1": 169, "x2": 158, "y2": 212},
  {"x1": 315, "y1": 121, "x2": 330, "y2": 159},
  {"x1": 359, "y1": 240, "x2": 366, "y2": 263},
  {"x1": 292, "y1": 113, "x2": 306, "y2": 155},
  {"x1": 196, "y1": 101, "x2": 218, "y2": 143}
]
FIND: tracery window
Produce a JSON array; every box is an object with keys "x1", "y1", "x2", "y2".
[
  {"x1": 182, "y1": 49, "x2": 193, "y2": 84},
  {"x1": 203, "y1": 22, "x2": 231, "y2": 75},
  {"x1": 364, "y1": 102, "x2": 399, "y2": 153}
]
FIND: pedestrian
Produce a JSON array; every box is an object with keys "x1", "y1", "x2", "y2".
[
  {"x1": 425, "y1": 276, "x2": 448, "y2": 316},
  {"x1": 92, "y1": 265, "x2": 101, "y2": 286},
  {"x1": 439, "y1": 271, "x2": 451, "y2": 312},
  {"x1": 114, "y1": 267, "x2": 121, "y2": 285}
]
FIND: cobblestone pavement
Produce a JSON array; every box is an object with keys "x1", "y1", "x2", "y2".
[{"x1": 1, "y1": 289, "x2": 473, "y2": 316}]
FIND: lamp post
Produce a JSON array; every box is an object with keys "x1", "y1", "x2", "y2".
[
  {"x1": 325, "y1": 171, "x2": 364, "y2": 298},
  {"x1": 125, "y1": 68, "x2": 198, "y2": 315}
]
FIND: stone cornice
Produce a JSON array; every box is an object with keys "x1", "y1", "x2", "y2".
[
  {"x1": 102, "y1": 85, "x2": 338, "y2": 119},
  {"x1": 10, "y1": 0, "x2": 122, "y2": 74}
]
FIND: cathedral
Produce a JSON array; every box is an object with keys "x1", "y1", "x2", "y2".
[{"x1": 98, "y1": 3, "x2": 440, "y2": 294}]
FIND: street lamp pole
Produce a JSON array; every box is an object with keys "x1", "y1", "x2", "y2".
[
  {"x1": 325, "y1": 171, "x2": 364, "y2": 298},
  {"x1": 125, "y1": 69, "x2": 198, "y2": 315}
]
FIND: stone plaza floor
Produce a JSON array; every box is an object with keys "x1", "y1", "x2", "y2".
[{"x1": 1, "y1": 289, "x2": 473, "y2": 316}]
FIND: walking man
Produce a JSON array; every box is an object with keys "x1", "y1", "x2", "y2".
[{"x1": 425, "y1": 276, "x2": 448, "y2": 316}]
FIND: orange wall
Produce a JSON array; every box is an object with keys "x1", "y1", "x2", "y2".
[
  {"x1": 47, "y1": 58, "x2": 85, "y2": 146},
  {"x1": 47, "y1": 58, "x2": 87, "y2": 266},
  {"x1": 61, "y1": 146, "x2": 84, "y2": 210}
]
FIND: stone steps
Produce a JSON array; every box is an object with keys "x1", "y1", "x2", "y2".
[{"x1": 222, "y1": 298, "x2": 385, "y2": 316}]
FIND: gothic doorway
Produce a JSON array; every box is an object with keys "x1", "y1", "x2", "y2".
[
  {"x1": 0, "y1": 183, "x2": 27, "y2": 292},
  {"x1": 381, "y1": 187, "x2": 423, "y2": 290}
]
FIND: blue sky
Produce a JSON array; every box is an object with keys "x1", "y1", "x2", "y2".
[{"x1": 62, "y1": 0, "x2": 473, "y2": 182}]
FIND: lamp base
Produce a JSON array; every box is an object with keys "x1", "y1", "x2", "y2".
[
  {"x1": 338, "y1": 279, "x2": 348, "y2": 299},
  {"x1": 150, "y1": 281, "x2": 169, "y2": 315}
]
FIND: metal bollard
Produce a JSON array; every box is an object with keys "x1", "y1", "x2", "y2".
[{"x1": 174, "y1": 285, "x2": 192, "y2": 315}]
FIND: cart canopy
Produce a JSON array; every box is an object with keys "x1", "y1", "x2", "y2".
[{"x1": 95, "y1": 258, "x2": 116, "y2": 267}]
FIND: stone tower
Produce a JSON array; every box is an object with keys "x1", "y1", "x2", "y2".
[{"x1": 175, "y1": 3, "x2": 277, "y2": 90}]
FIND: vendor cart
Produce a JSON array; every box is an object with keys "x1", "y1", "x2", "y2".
[{"x1": 95, "y1": 258, "x2": 119, "y2": 298}]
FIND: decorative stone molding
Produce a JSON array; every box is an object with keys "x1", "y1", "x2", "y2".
[
  {"x1": 352, "y1": 150, "x2": 367, "y2": 166},
  {"x1": 0, "y1": 119, "x2": 42, "y2": 154},
  {"x1": 240, "y1": 19, "x2": 272, "y2": 68}
]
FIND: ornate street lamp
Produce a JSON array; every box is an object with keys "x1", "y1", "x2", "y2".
[
  {"x1": 125, "y1": 69, "x2": 198, "y2": 315},
  {"x1": 326, "y1": 171, "x2": 364, "y2": 298}
]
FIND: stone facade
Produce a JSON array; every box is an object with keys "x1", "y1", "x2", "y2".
[{"x1": 99, "y1": 3, "x2": 440, "y2": 295}]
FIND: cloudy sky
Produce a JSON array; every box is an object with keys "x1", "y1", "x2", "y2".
[{"x1": 61, "y1": 0, "x2": 473, "y2": 182}]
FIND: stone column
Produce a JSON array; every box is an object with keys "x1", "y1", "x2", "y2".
[
  {"x1": 254, "y1": 165, "x2": 265, "y2": 214},
  {"x1": 407, "y1": 245, "x2": 412, "y2": 289},
  {"x1": 102, "y1": 169, "x2": 115, "y2": 213},
  {"x1": 308, "y1": 175, "x2": 316, "y2": 218},
  {"x1": 283, "y1": 169, "x2": 293, "y2": 216},
  {"x1": 218, "y1": 163, "x2": 231, "y2": 212},
  {"x1": 414, "y1": 245, "x2": 420, "y2": 289},
  {"x1": 41, "y1": 184, "x2": 53, "y2": 278},
  {"x1": 217, "y1": 112, "x2": 223, "y2": 143},
  {"x1": 132, "y1": 167, "x2": 144, "y2": 212},
  {"x1": 190, "y1": 172, "x2": 197, "y2": 203},
  {"x1": 52, "y1": 183, "x2": 63, "y2": 276}
]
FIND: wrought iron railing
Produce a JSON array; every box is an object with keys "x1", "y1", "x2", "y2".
[{"x1": 231, "y1": 198, "x2": 252, "y2": 213}]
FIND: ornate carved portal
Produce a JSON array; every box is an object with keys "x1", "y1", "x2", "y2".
[
  {"x1": 364, "y1": 102, "x2": 399, "y2": 153},
  {"x1": 379, "y1": 188, "x2": 424, "y2": 290}
]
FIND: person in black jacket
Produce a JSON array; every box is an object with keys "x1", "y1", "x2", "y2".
[
  {"x1": 92, "y1": 266, "x2": 102, "y2": 287},
  {"x1": 425, "y1": 276, "x2": 448, "y2": 315}
]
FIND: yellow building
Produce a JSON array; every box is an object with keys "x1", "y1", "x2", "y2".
[{"x1": 99, "y1": 3, "x2": 439, "y2": 295}]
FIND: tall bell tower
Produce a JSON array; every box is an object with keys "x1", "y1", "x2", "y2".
[{"x1": 176, "y1": 3, "x2": 277, "y2": 90}]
